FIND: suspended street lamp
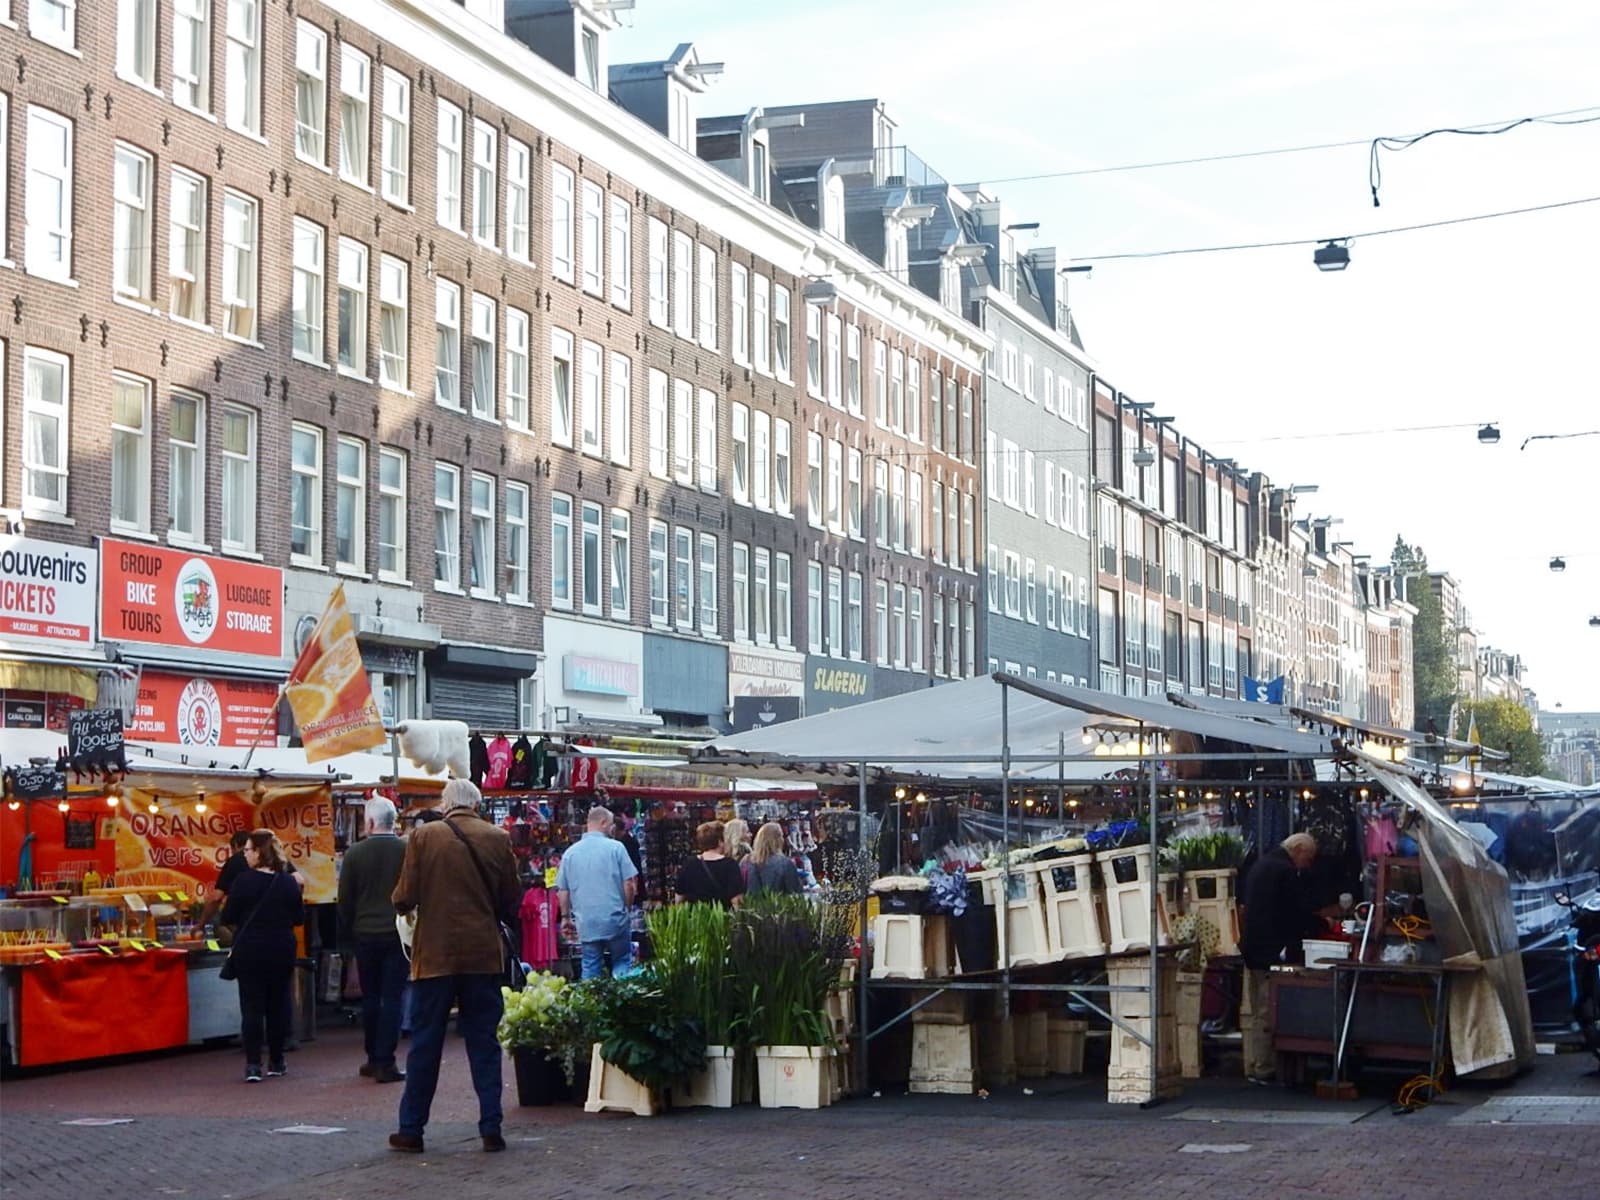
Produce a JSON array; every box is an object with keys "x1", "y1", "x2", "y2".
[{"x1": 1313, "y1": 240, "x2": 1350, "y2": 271}]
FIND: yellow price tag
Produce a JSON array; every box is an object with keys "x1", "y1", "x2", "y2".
[
  {"x1": 147, "y1": 942, "x2": 161, "y2": 950},
  {"x1": 157, "y1": 892, "x2": 172, "y2": 901},
  {"x1": 51, "y1": 896, "x2": 68, "y2": 905},
  {"x1": 127, "y1": 940, "x2": 145, "y2": 951},
  {"x1": 176, "y1": 892, "x2": 190, "y2": 902},
  {"x1": 44, "y1": 949, "x2": 64, "y2": 960},
  {"x1": 99, "y1": 945, "x2": 116, "y2": 955},
  {"x1": 206, "y1": 939, "x2": 221, "y2": 952}
]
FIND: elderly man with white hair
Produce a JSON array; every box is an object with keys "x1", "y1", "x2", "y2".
[
  {"x1": 389, "y1": 778, "x2": 521, "y2": 1155},
  {"x1": 1239, "y1": 831, "x2": 1322, "y2": 1086},
  {"x1": 337, "y1": 796, "x2": 410, "y2": 1084}
]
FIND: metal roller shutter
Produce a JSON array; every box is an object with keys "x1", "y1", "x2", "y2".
[{"x1": 428, "y1": 673, "x2": 518, "y2": 728}]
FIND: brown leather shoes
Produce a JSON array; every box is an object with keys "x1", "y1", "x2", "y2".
[
  {"x1": 388, "y1": 1133, "x2": 424, "y2": 1153},
  {"x1": 481, "y1": 1133, "x2": 506, "y2": 1152}
]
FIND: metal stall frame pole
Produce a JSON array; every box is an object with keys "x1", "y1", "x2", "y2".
[
  {"x1": 1000, "y1": 682, "x2": 1012, "y2": 1035},
  {"x1": 856, "y1": 759, "x2": 869, "y2": 1097},
  {"x1": 1144, "y1": 726, "x2": 1164, "y2": 1108},
  {"x1": 1058, "y1": 730, "x2": 1066, "y2": 824}
]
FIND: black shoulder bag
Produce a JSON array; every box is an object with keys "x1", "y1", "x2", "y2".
[
  {"x1": 219, "y1": 872, "x2": 279, "y2": 981},
  {"x1": 445, "y1": 819, "x2": 527, "y2": 991}
]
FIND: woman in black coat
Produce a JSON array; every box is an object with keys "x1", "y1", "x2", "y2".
[{"x1": 222, "y1": 830, "x2": 305, "y2": 1081}]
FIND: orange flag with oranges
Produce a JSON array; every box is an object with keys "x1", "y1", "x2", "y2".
[{"x1": 284, "y1": 586, "x2": 386, "y2": 762}]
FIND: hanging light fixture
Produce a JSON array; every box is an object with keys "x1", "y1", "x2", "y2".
[
  {"x1": 1549, "y1": 556, "x2": 1567, "y2": 572},
  {"x1": 1477, "y1": 423, "x2": 1501, "y2": 445},
  {"x1": 1313, "y1": 239, "x2": 1350, "y2": 271},
  {"x1": 57, "y1": 799, "x2": 70, "y2": 813},
  {"x1": 148, "y1": 801, "x2": 159, "y2": 814},
  {"x1": 5, "y1": 801, "x2": 18, "y2": 811},
  {"x1": 1590, "y1": 615, "x2": 1600, "y2": 628},
  {"x1": 195, "y1": 792, "x2": 208, "y2": 815},
  {"x1": 106, "y1": 794, "x2": 120, "y2": 807}
]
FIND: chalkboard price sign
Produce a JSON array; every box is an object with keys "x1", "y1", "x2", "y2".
[
  {"x1": 6, "y1": 765, "x2": 67, "y2": 801},
  {"x1": 68, "y1": 708, "x2": 126, "y2": 767}
]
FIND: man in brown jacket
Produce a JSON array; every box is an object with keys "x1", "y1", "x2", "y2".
[{"x1": 388, "y1": 779, "x2": 520, "y2": 1154}]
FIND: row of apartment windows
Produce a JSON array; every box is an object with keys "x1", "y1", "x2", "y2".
[
  {"x1": 985, "y1": 545, "x2": 1092, "y2": 641},
  {"x1": 1097, "y1": 499, "x2": 1257, "y2": 624},
  {"x1": 987, "y1": 435, "x2": 1091, "y2": 537},
  {"x1": 803, "y1": 565, "x2": 978, "y2": 680},
  {"x1": 802, "y1": 307, "x2": 977, "y2": 462},
  {"x1": 1094, "y1": 588, "x2": 1253, "y2": 696},
  {"x1": 993, "y1": 341, "x2": 1090, "y2": 432}
]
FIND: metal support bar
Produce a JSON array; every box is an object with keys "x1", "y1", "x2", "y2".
[
  {"x1": 1066, "y1": 989, "x2": 1154, "y2": 1047},
  {"x1": 862, "y1": 987, "x2": 951, "y2": 1043},
  {"x1": 855, "y1": 759, "x2": 869, "y2": 1096}
]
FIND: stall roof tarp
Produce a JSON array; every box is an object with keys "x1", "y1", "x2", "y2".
[
  {"x1": 696, "y1": 675, "x2": 1116, "y2": 784},
  {"x1": 695, "y1": 673, "x2": 1334, "y2": 784},
  {"x1": 118, "y1": 741, "x2": 447, "y2": 792},
  {"x1": 994, "y1": 675, "x2": 1335, "y2": 757}
]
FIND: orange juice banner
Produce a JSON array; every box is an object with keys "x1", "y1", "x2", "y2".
[
  {"x1": 284, "y1": 586, "x2": 385, "y2": 763},
  {"x1": 114, "y1": 785, "x2": 336, "y2": 903}
]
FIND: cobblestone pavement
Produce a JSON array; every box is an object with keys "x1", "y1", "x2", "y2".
[{"x1": 4, "y1": 1028, "x2": 1595, "y2": 1200}]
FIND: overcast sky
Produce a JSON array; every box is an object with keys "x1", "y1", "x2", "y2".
[{"x1": 613, "y1": 0, "x2": 1600, "y2": 712}]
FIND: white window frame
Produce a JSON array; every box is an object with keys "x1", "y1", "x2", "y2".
[
  {"x1": 909, "y1": 472, "x2": 923, "y2": 556},
  {"x1": 649, "y1": 519, "x2": 669, "y2": 626},
  {"x1": 377, "y1": 446, "x2": 407, "y2": 582},
  {"x1": 873, "y1": 579, "x2": 888, "y2": 666},
  {"x1": 752, "y1": 410, "x2": 771, "y2": 512},
  {"x1": 294, "y1": 20, "x2": 328, "y2": 166},
  {"x1": 608, "y1": 352, "x2": 631, "y2": 466},
  {"x1": 731, "y1": 403, "x2": 750, "y2": 505},
  {"x1": 168, "y1": 168, "x2": 207, "y2": 325},
  {"x1": 890, "y1": 464, "x2": 906, "y2": 551},
  {"x1": 872, "y1": 340, "x2": 887, "y2": 426},
  {"x1": 118, "y1": 0, "x2": 158, "y2": 90},
  {"x1": 673, "y1": 525, "x2": 695, "y2": 629},
  {"x1": 827, "y1": 567, "x2": 844, "y2": 658},
  {"x1": 505, "y1": 481, "x2": 530, "y2": 603},
  {"x1": 222, "y1": 190, "x2": 258, "y2": 341},
  {"x1": 672, "y1": 379, "x2": 693, "y2": 484},
  {"x1": 773, "y1": 419, "x2": 791, "y2": 515},
  {"x1": 224, "y1": 0, "x2": 262, "y2": 137},
  {"x1": 773, "y1": 286, "x2": 792, "y2": 382},
  {"x1": 550, "y1": 492, "x2": 573, "y2": 610},
  {"x1": 807, "y1": 561, "x2": 823, "y2": 655},
  {"x1": 433, "y1": 278, "x2": 461, "y2": 409},
  {"x1": 109, "y1": 371, "x2": 152, "y2": 534},
  {"x1": 30, "y1": 0, "x2": 76, "y2": 52},
  {"x1": 753, "y1": 546, "x2": 772, "y2": 646},
  {"x1": 729, "y1": 262, "x2": 749, "y2": 365},
  {"x1": 220, "y1": 402, "x2": 256, "y2": 553},
  {"x1": 289, "y1": 422, "x2": 324, "y2": 565},
  {"x1": 845, "y1": 325, "x2": 862, "y2": 415},
  {"x1": 732, "y1": 542, "x2": 750, "y2": 642},
  {"x1": 469, "y1": 119, "x2": 498, "y2": 248},
  {"x1": 775, "y1": 553, "x2": 793, "y2": 648},
  {"x1": 889, "y1": 350, "x2": 904, "y2": 432},
  {"x1": 827, "y1": 314, "x2": 843, "y2": 407},
  {"x1": 334, "y1": 435, "x2": 366, "y2": 574},
  {"x1": 434, "y1": 463, "x2": 462, "y2": 591},
  {"x1": 846, "y1": 571, "x2": 863, "y2": 660},
  {"x1": 698, "y1": 534, "x2": 719, "y2": 636},
  {"x1": 380, "y1": 67, "x2": 411, "y2": 205},
  {"x1": 805, "y1": 303, "x2": 823, "y2": 398},
  {"x1": 167, "y1": 389, "x2": 205, "y2": 545},
  {"x1": 826, "y1": 439, "x2": 843, "y2": 534},
  {"x1": 339, "y1": 43, "x2": 372, "y2": 187},
  {"x1": 550, "y1": 328, "x2": 575, "y2": 447},
  {"x1": 873, "y1": 459, "x2": 888, "y2": 548},
  {"x1": 805, "y1": 431, "x2": 823, "y2": 529},
  {"x1": 173, "y1": 0, "x2": 211, "y2": 115},
  {"x1": 580, "y1": 338, "x2": 604, "y2": 456},
  {"x1": 752, "y1": 274, "x2": 771, "y2": 376},
  {"x1": 436, "y1": 99, "x2": 463, "y2": 229},
  {"x1": 292, "y1": 217, "x2": 326, "y2": 363},
  {"x1": 647, "y1": 217, "x2": 669, "y2": 327},
  {"x1": 697, "y1": 388, "x2": 718, "y2": 492},
  {"x1": 378, "y1": 255, "x2": 409, "y2": 392},
  {"x1": 336, "y1": 237, "x2": 369, "y2": 377},
  {"x1": 112, "y1": 143, "x2": 153, "y2": 302},
  {"x1": 470, "y1": 292, "x2": 497, "y2": 420},
  {"x1": 609, "y1": 196, "x2": 632, "y2": 308},
  {"x1": 671, "y1": 230, "x2": 694, "y2": 340},
  {"x1": 909, "y1": 589, "x2": 924, "y2": 671},
  {"x1": 906, "y1": 358, "x2": 922, "y2": 442},
  {"x1": 609, "y1": 509, "x2": 631, "y2": 619},
  {"x1": 846, "y1": 447, "x2": 862, "y2": 539},
  {"x1": 469, "y1": 472, "x2": 496, "y2": 597},
  {"x1": 648, "y1": 369, "x2": 669, "y2": 479},
  {"x1": 506, "y1": 138, "x2": 531, "y2": 261},
  {"x1": 697, "y1": 244, "x2": 718, "y2": 349},
  {"x1": 580, "y1": 179, "x2": 604, "y2": 294}
]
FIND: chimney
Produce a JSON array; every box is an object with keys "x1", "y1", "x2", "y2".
[{"x1": 505, "y1": 0, "x2": 631, "y2": 94}]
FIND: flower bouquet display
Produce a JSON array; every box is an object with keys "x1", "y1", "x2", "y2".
[{"x1": 496, "y1": 972, "x2": 598, "y2": 1106}]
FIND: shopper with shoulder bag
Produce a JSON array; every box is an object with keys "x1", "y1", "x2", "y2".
[
  {"x1": 388, "y1": 779, "x2": 522, "y2": 1155},
  {"x1": 221, "y1": 831, "x2": 305, "y2": 1083}
]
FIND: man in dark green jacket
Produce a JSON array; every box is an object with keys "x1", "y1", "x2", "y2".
[{"x1": 338, "y1": 797, "x2": 410, "y2": 1083}]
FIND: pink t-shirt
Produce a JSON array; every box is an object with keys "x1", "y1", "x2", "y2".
[{"x1": 484, "y1": 736, "x2": 513, "y2": 789}]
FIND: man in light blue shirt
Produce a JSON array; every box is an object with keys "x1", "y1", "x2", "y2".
[{"x1": 554, "y1": 805, "x2": 639, "y2": 979}]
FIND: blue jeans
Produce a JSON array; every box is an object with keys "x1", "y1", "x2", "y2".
[
  {"x1": 398, "y1": 974, "x2": 504, "y2": 1138},
  {"x1": 579, "y1": 930, "x2": 633, "y2": 980},
  {"x1": 355, "y1": 937, "x2": 409, "y2": 1068}
]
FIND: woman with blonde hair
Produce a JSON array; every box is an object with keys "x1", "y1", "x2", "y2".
[
  {"x1": 221, "y1": 830, "x2": 305, "y2": 1081},
  {"x1": 721, "y1": 818, "x2": 752, "y2": 865},
  {"x1": 744, "y1": 822, "x2": 803, "y2": 896}
]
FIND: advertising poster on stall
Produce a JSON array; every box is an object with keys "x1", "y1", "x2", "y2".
[
  {"x1": 127, "y1": 672, "x2": 280, "y2": 746},
  {"x1": 114, "y1": 785, "x2": 336, "y2": 903},
  {"x1": 283, "y1": 586, "x2": 386, "y2": 762}
]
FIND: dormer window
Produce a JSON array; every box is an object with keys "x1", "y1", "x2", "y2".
[
  {"x1": 751, "y1": 139, "x2": 769, "y2": 201},
  {"x1": 581, "y1": 25, "x2": 601, "y2": 90}
]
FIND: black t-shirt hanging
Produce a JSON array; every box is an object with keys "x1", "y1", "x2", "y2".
[
  {"x1": 469, "y1": 733, "x2": 490, "y2": 787},
  {"x1": 507, "y1": 736, "x2": 535, "y2": 789}
]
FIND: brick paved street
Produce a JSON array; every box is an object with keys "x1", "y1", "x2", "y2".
[{"x1": 3, "y1": 1027, "x2": 1594, "y2": 1200}]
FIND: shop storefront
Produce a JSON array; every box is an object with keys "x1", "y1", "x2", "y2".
[
  {"x1": 542, "y1": 615, "x2": 642, "y2": 728},
  {"x1": 727, "y1": 644, "x2": 805, "y2": 733},
  {"x1": 643, "y1": 634, "x2": 727, "y2": 732},
  {"x1": 425, "y1": 643, "x2": 539, "y2": 729},
  {"x1": 804, "y1": 656, "x2": 873, "y2": 716}
]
